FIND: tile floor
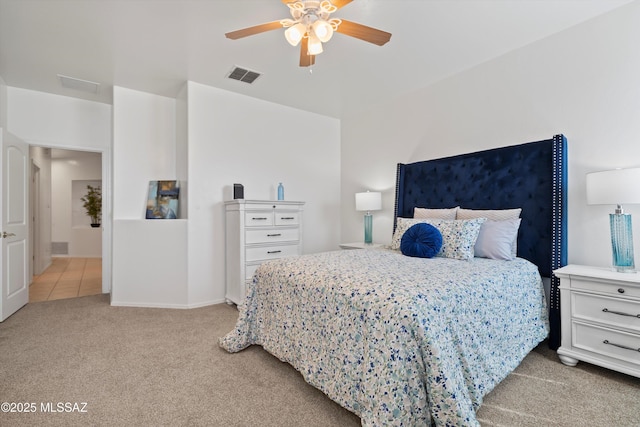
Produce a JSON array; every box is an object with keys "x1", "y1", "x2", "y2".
[{"x1": 29, "y1": 257, "x2": 102, "y2": 302}]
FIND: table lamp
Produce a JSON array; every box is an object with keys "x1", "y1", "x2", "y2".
[
  {"x1": 586, "y1": 167, "x2": 640, "y2": 272},
  {"x1": 355, "y1": 191, "x2": 381, "y2": 244}
]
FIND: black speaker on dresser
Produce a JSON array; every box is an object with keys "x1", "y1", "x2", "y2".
[{"x1": 233, "y1": 183, "x2": 244, "y2": 199}]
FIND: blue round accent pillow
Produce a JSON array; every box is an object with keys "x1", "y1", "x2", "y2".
[{"x1": 400, "y1": 223, "x2": 443, "y2": 258}]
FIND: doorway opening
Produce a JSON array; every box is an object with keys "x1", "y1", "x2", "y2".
[{"x1": 28, "y1": 147, "x2": 103, "y2": 302}]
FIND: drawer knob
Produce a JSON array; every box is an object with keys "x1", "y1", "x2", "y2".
[
  {"x1": 267, "y1": 233, "x2": 282, "y2": 237},
  {"x1": 267, "y1": 250, "x2": 282, "y2": 254},
  {"x1": 280, "y1": 217, "x2": 295, "y2": 220},
  {"x1": 618, "y1": 288, "x2": 625, "y2": 294},
  {"x1": 252, "y1": 217, "x2": 268, "y2": 220}
]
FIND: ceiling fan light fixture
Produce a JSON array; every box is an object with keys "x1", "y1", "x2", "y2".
[
  {"x1": 225, "y1": 0, "x2": 391, "y2": 68},
  {"x1": 285, "y1": 22, "x2": 307, "y2": 46},
  {"x1": 307, "y1": 33, "x2": 323, "y2": 55},
  {"x1": 312, "y1": 19, "x2": 333, "y2": 43}
]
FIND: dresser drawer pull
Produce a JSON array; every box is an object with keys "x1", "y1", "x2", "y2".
[
  {"x1": 267, "y1": 233, "x2": 282, "y2": 237},
  {"x1": 267, "y1": 250, "x2": 282, "y2": 254},
  {"x1": 618, "y1": 288, "x2": 625, "y2": 294},
  {"x1": 252, "y1": 217, "x2": 268, "y2": 220},
  {"x1": 602, "y1": 308, "x2": 640, "y2": 318},
  {"x1": 603, "y1": 340, "x2": 640, "y2": 352},
  {"x1": 280, "y1": 217, "x2": 295, "y2": 220}
]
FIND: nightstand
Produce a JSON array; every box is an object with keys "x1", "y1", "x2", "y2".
[
  {"x1": 339, "y1": 242, "x2": 384, "y2": 250},
  {"x1": 554, "y1": 264, "x2": 640, "y2": 378}
]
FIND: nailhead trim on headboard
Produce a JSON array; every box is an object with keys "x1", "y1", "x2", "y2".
[{"x1": 548, "y1": 134, "x2": 568, "y2": 349}]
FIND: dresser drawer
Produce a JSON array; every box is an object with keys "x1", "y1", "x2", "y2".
[
  {"x1": 573, "y1": 321, "x2": 640, "y2": 366},
  {"x1": 245, "y1": 212, "x2": 274, "y2": 226},
  {"x1": 275, "y1": 212, "x2": 300, "y2": 226},
  {"x1": 570, "y1": 277, "x2": 640, "y2": 299},
  {"x1": 573, "y1": 292, "x2": 640, "y2": 332},
  {"x1": 246, "y1": 244, "x2": 300, "y2": 262},
  {"x1": 246, "y1": 228, "x2": 299, "y2": 244}
]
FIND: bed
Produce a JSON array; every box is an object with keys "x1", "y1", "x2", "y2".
[{"x1": 220, "y1": 135, "x2": 567, "y2": 426}]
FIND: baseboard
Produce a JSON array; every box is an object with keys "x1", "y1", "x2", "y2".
[
  {"x1": 110, "y1": 298, "x2": 227, "y2": 309},
  {"x1": 188, "y1": 298, "x2": 227, "y2": 308}
]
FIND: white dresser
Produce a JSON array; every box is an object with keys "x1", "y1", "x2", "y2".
[
  {"x1": 224, "y1": 200, "x2": 304, "y2": 305},
  {"x1": 555, "y1": 265, "x2": 640, "y2": 378}
]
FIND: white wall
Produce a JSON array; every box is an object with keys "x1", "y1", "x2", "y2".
[
  {"x1": 186, "y1": 82, "x2": 341, "y2": 306},
  {"x1": 0, "y1": 75, "x2": 7, "y2": 128},
  {"x1": 112, "y1": 87, "x2": 179, "y2": 219},
  {"x1": 29, "y1": 146, "x2": 52, "y2": 273},
  {"x1": 111, "y1": 86, "x2": 188, "y2": 307},
  {"x1": 7, "y1": 87, "x2": 111, "y2": 149},
  {"x1": 341, "y1": 1, "x2": 640, "y2": 270}
]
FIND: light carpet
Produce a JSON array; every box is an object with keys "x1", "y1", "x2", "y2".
[{"x1": 0, "y1": 294, "x2": 638, "y2": 426}]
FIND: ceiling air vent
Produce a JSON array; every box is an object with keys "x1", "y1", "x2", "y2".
[
  {"x1": 57, "y1": 74, "x2": 100, "y2": 93},
  {"x1": 226, "y1": 66, "x2": 261, "y2": 84}
]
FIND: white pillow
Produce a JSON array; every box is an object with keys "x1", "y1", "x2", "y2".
[
  {"x1": 392, "y1": 217, "x2": 486, "y2": 261},
  {"x1": 413, "y1": 206, "x2": 459, "y2": 220},
  {"x1": 457, "y1": 208, "x2": 522, "y2": 257},
  {"x1": 474, "y1": 218, "x2": 521, "y2": 260}
]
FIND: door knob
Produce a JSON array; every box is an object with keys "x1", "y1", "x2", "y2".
[{"x1": 2, "y1": 231, "x2": 16, "y2": 238}]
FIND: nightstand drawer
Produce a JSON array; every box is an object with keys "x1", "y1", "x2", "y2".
[
  {"x1": 246, "y1": 228, "x2": 299, "y2": 244},
  {"x1": 245, "y1": 212, "x2": 274, "y2": 226},
  {"x1": 571, "y1": 278, "x2": 640, "y2": 299},
  {"x1": 573, "y1": 292, "x2": 640, "y2": 332},
  {"x1": 573, "y1": 321, "x2": 640, "y2": 366},
  {"x1": 246, "y1": 244, "x2": 300, "y2": 262}
]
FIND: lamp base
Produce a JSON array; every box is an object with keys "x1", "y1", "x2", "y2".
[
  {"x1": 610, "y1": 213, "x2": 635, "y2": 273},
  {"x1": 363, "y1": 213, "x2": 373, "y2": 244}
]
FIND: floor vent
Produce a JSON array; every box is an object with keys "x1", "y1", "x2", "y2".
[{"x1": 226, "y1": 66, "x2": 261, "y2": 84}]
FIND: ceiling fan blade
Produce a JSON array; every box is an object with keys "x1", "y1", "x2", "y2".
[
  {"x1": 299, "y1": 38, "x2": 315, "y2": 67},
  {"x1": 328, "y1": 0, "x2": 353, "y2": 9},
  {"x1": 281, "y1": 0, "x2": 352, "y2": 9},
  {"x1": 225, "y1": 21, "x2": 283, "y2": 40},
  {"x1": 336, "y1": 19, "x2": 391, "y2": 46}
]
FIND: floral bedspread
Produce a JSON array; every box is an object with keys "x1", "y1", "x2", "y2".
[{"x1": 219, "y1": 249, "x2": 549, "y2": 426}]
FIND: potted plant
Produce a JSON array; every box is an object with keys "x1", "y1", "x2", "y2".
[{"x1": 81, "y1": 184, "x2": 102, "y2": 227}]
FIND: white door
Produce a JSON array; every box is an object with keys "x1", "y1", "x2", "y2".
[{"x1": 0, "y1": 129, "x2": 29, "y2": 321}]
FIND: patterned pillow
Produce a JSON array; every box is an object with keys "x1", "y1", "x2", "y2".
[
  {"x1": 392, "y1": 218, "x2": 429, "y2": 250},
  {"x1": 413, "y1": 206, "x2": 459, "y2": 220},
  {"x1": 392, "y1": 217, "x2": 486, "y2": 260},
  {"x1": 400, "y1": 223, "x2": 443, "y2": 258}
]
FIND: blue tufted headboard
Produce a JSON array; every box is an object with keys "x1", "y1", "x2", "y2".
[{"x1": 394, "y1": 134, "x2": 567, "y2": 349}]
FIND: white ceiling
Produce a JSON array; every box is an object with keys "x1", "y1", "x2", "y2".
[{"x1": 0, "y1": 0, "x2": 633, "y2": 119}]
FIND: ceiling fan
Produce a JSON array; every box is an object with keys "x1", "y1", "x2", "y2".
[{"x1": 225, "y1": 0, "x2": 391, "y2": 67}]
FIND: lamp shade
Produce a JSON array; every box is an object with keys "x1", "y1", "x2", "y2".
[
  {"x1": 355, "y1": 191, "x2": 382, "y2": 212},
  {"x1": 586, "y1": 168, "x2": 640, "y2": 205}
]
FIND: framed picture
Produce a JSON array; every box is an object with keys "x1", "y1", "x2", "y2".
[{"x1": 146, "y1": 180, "x2": 179, "y2": 219}]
